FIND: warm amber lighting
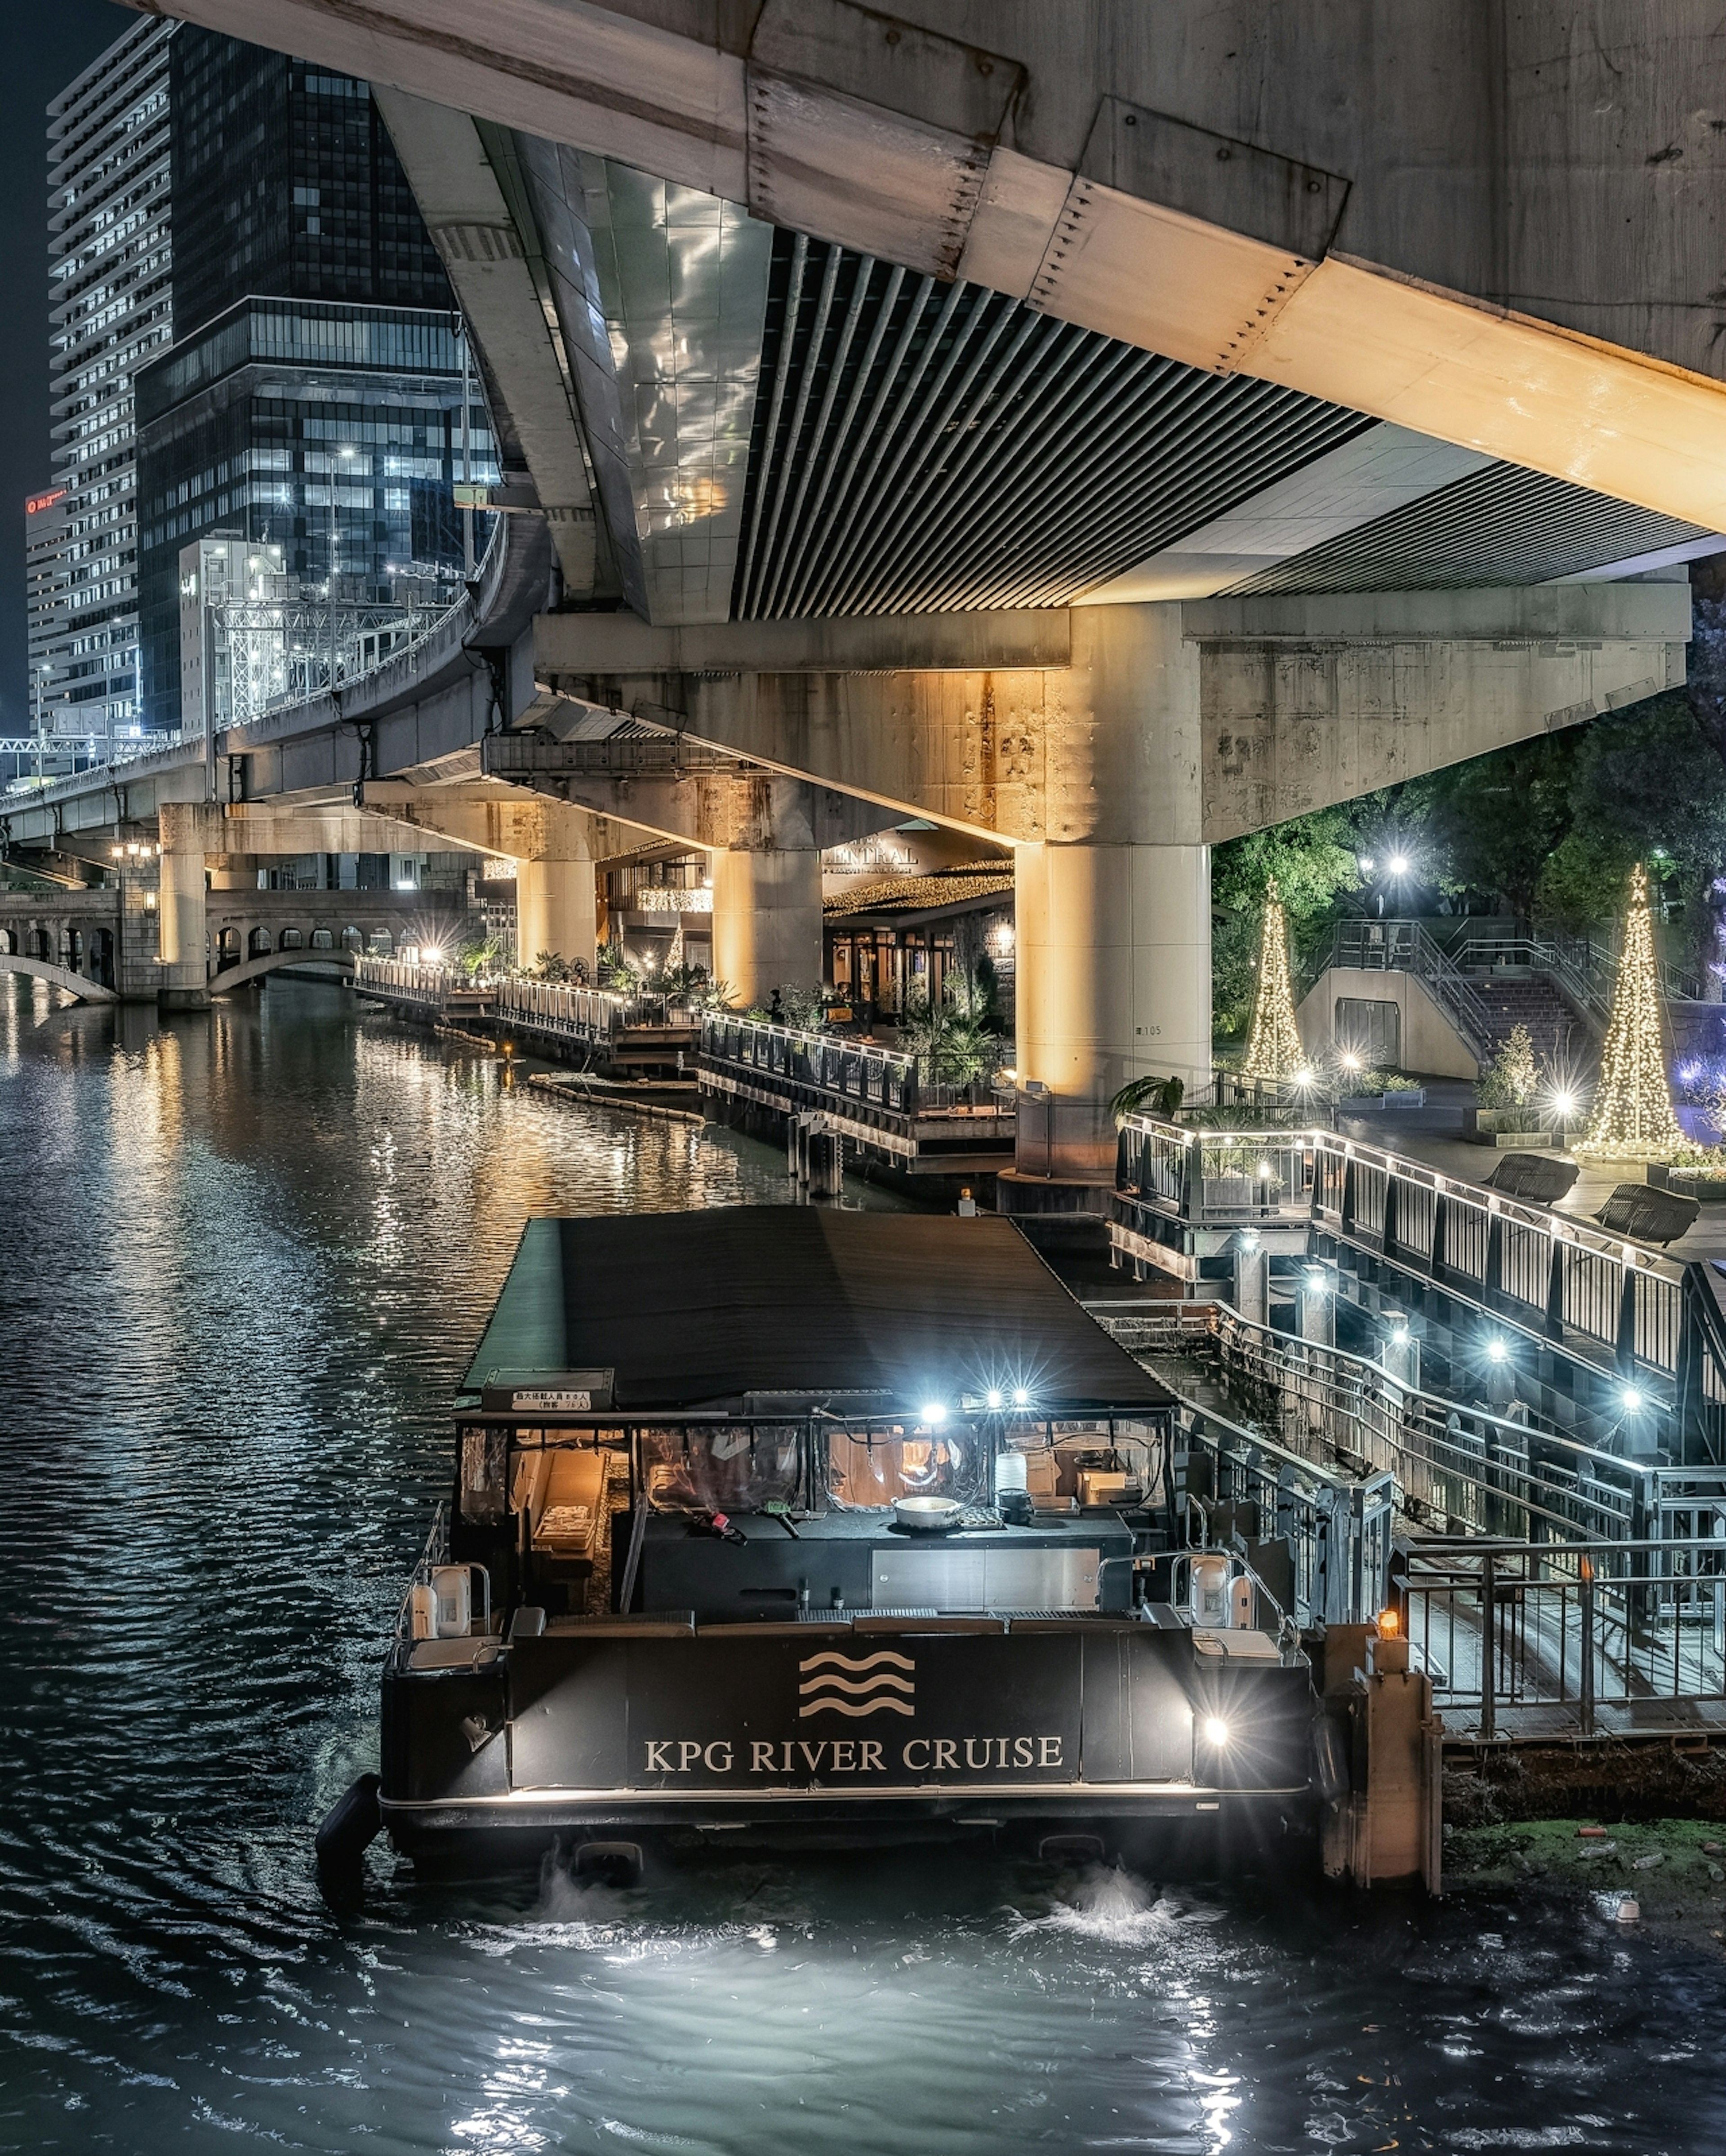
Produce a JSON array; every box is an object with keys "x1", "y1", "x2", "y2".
[
  {"x1": 1377, "y1": 1607, "x2": 1401, "y2": 1637},
  {"x1": 1241, "y1": 878, "x2": 1303, "y2": 1080},
  {"x1": 1576, "y1": 864, "x2": 1682, "y2": 1160}
]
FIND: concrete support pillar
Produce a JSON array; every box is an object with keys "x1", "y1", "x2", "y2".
[
  {"x1": 711, "y1": 848, "x2": 823, "y2": 1009},
  {"x1": 156, "y1": 802, "x2": 210, "y2": 1013},
  {"x1": 516, "y1": 853, "x2": 597, "y2": 975},
  {"x1": 1008, "y1": 605, "x2": 1210, "y2": 1184},
  {"x1": 1015, "y1": 840, "x2": 1211, "y2": 1178}
]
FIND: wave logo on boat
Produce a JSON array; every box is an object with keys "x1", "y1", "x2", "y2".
[{"x1": 797, "y1": 1648, "x2": 916, "y2": 1719}]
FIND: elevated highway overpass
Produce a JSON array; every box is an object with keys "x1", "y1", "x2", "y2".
[{"x1": 39, "y1": 0, "x2": 1726, "y2": 1178}]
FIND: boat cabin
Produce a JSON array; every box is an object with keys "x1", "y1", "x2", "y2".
[{"x1": 379, "y1": 1209, "x2": 1324, "y2": 1870}]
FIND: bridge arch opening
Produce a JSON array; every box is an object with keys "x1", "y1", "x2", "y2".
[
  {"x1": 280, "y1": 927, "x2": 302, "y2": 951},
  {"x1": 367, "y1": 929, "x2": 393, "y2": 956},
  {"x1": 341, "y1": 927, "x2": 363, "y2": 954},
  {"x1": 217, "y1": 928, "x2": 240, "y2": 970},
  {"x1": 310, "y1": 929, "x2": 334, "y2": 951},
  {"x1": 0, "y1": 929, "x2": 13, "y2": 956},
  {"x1": 248, "y1": 928, "x2": 272, "y2": 959}
]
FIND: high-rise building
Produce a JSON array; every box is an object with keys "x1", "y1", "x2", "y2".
[
  {"x1": 44, "y1": 18, "x2": 176, "y2": 751},
  {"x1": 24, "y1": 487, "x2": 68, "y2": 737},
  {"x1": 136, "y1": 32, "x2": 489, "y2": 736}
]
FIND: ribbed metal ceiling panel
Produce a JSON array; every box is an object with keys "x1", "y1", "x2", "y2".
[
  {"x1": 1227, "y1": 463, "x2": 1708, "y2": 595},
  {"x1": 730, "y1": 230, "x2": 1375, "y2": 619}
]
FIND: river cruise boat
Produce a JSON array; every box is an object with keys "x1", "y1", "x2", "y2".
[{"x1": 364, "y1": 1209, "x2": 1328, "y2": 1876}]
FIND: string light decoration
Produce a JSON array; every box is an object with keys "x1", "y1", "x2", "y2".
[
  {"x1": 1577, "y1": 862, "x2": 1683, "y2": 1160},
  {"x1": 1242, "y1": 877, "x2": 1306, "y2": 1079}
]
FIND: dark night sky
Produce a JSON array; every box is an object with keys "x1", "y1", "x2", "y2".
[{"x1": 0, "y1": 2, "x2": 138, "y2": 733}]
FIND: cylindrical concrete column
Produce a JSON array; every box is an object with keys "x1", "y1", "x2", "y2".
[
  {"x1": 711, "y1": 849, "x2": 823, "y2": 1009},
  {"x1": 156, "y1": 816, "x2": 210, "y2": 1013},
  {"x1": 1014, "y1": 840, "x2": 1210, "y2": 1180},
  {"x1": 516, "y1": 855, "x2": 597, "y2": 975}
]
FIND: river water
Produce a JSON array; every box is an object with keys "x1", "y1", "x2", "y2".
[{"x1": 3, "y1": 974, "x2": 1726, "y2": 2153}]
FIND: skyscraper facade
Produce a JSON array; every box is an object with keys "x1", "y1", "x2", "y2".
[
  {"x1": 44, "y1": 17, "x2": 176, "y2": 751},
  {"x1": 24, "y1": 488, "x2": 69, "y2": 731},
  {"x1": 136, "y1": 32, "x2": 489, "y2": 735}
]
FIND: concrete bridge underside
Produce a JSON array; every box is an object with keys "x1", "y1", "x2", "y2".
[{"x1": 44, "y1": 0, "x2": 1726, "y2": 1177}]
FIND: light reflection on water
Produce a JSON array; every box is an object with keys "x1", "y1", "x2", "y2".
[{"x1": 2, "y1": 977, "x2": 1726, "y2": 2153}]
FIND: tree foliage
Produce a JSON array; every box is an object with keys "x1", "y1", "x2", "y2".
[{"x1": 1210, "y1": 808, "x2": 1361, "y2": 1039}]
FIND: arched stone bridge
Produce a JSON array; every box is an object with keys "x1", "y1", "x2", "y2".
[{"x1": 0, "y1": 888, "x2": 470, "y2": 1006}]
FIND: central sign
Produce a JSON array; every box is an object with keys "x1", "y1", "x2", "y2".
[{"x1": 508, "y1": 1631, "x2": 1107, "y2": 1789}]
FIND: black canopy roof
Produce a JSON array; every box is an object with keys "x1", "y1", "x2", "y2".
[{"x1": 462, "y1": 1209, "x2": 1172, "y2": 1415}]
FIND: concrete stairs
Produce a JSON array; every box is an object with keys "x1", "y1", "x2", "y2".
[{"x1": 1470, "y1": 974, "x2": 1591, "y2": 1077}]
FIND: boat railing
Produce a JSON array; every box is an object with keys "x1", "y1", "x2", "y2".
[
  {"x1": 388, "y1": 1500, "x2": 449, "y2": 1667},
  {"x1": 1166, "y1": 1386, "x2": 1395, "y2": 1629}
]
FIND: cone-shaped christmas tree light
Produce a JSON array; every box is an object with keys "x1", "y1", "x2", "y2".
[
  {"x1": 1242, "y1": 877, "x2": 1306, "y2": 1079},
  {"x1": 1577, "y1": 863, "x2": 1682, "y2": 1160}
]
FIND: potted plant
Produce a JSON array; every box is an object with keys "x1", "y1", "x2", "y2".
[{"x1": 1474, "y1": 1025, "x2": 1548, "y2": 1147}]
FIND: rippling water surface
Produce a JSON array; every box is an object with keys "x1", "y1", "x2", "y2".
[{"x1": 4, "y1": 976, "x2": 1726, "y2": 2153}]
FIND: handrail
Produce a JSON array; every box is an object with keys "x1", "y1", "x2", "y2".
[
  {"x1": 1112, "y1": 1112, "x2": 1726, "y2": 1455},
  {"x1": 1304, "y1": 918, "x2": 1498, "y2": 1062},
  {"x1": 1094, "y1": 1296, "x2": 1701, "y2": 1550},
  {"x1": 700, "y1": 1011, "x2": 1009, "y2": 1119},
  {"x1": 1117, "y1": 1110, "x2": 1695, "y2": 1301}
]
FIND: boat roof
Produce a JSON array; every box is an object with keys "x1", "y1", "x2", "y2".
[{"x1": 461, "y1": 1209, "x2": 1174, "y2": 1416}]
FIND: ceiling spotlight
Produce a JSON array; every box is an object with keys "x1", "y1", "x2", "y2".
[
  {"x1": 921, "y1": 1402, "x2": 947, "y2": 1426},
  {"x1": 1622, "y1": 1385, "x2": 1645, "y2": 1413},
  {"x1": 1202, "y1": 1717, "x2": 1231, "y2": 1747},
  {"x1": 1486, "y1": 1337, "x2": 1510, "y2": 1364},
  {"x1": 984, "y1": 1389, "x2": 1004, "y2": 1410},
  {"x1": 1012, "y1": 1387, "x2": 1030, "y2": 1408}
]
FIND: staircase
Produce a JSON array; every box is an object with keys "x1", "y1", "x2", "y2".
[{"x1": 1470, "y1": 974, "x2": 1590, "y2": 1076}]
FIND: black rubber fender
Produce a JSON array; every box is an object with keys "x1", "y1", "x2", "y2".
[
  {"x1": 315, "y1": 1773, "x2": 383, "y2": 1868},
  {"x1": 1311, "y1": 1712, "x2": 1351, "y2": 1806}
]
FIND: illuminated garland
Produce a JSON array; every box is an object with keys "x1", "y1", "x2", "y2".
[
  {"x1": 1242, "y1": 877, "x2": 1306, "y2": 1079},
  {"x1": 1576, "y1": 862, "x2": 1683, "y2": 1160}
]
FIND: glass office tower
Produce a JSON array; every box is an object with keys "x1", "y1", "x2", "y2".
[
  {"x1": 44, "y1": 18, "x2": 176, "y2": 752},
  {"x1": 136, "y1": 31, "x2": 491, "y2": 735}
]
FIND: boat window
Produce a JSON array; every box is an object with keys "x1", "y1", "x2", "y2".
[
  {"x1": 825, "y1": 1423, "x2": 987, "y2": 1510},
  {"x1": 640, "y1": 1426, "x2": 802, "y2": 1514}
]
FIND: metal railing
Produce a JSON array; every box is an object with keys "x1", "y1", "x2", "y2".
[
  {"x1": 1108, "y1": 1298, "x2": 1715, "y2": 1546},
  {"x1": 1302, "y1": 918, "x2": 1499, "y2": 1062},
  {"x1": 494, "y1": 975, "x2": 697, "y2": 1042},
  {"x1": 1113, "y1": 1113, "x2": 1726, "y2": 1460},
  {"x1": 1402, "y1": 1536, "x2": 1726, "y2": 1735},
  {"x1": 353, "y1": 955, "x2": 457, "y2": 1006},
  {"x1": 700, "y1": 1013, "x2": 1010, "y2": 1121},
  {"x1": 1170, "y1": 1391, "x2": 1395, "y2": 1629},
  {"x1": 1451, "y1": 930, "x2": 1705, "y2": 1013}
]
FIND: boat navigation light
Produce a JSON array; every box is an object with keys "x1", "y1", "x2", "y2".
[
  {"x1": 1201, "y1": 1717, "x2": 1231, "y2": 1747},
  {"x1": 1012, "y1": 1387, "x2": 1031, "y2": 1407},
  {"x1": 921, "y1": 1401, "x2": 947, "y2": 1426},
  {"x1": 984, "y1": 1388, "x2": 1005, "y2": 1410}
]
